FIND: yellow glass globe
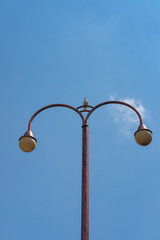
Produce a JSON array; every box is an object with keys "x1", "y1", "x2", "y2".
[
  {"x1": 134, "y1": 129, "x2": 152, "y2": 146},
  {"x1": 19, "y1": 136, "x2": 37, "y2": 152}
]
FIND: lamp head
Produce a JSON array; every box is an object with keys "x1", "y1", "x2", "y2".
[
  {"x1": 19, "y1": 130, "x2": 37, "y2": 152},
  {"x1": 134, "y1": 124, "x2": 152, "y2": 146}
]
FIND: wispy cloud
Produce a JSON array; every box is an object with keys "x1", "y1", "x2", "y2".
[{"x1": 109, "y1": 95, "x2": 148, "y2": 138}]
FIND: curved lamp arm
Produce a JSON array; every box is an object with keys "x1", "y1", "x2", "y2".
[
  {"x1": 86, "y1": 100, "x2": 143, "y2": 124},
  {"x1": 85, "y1": 100, "x2": 152, "y2": 146},
  {"x1": 19, "y1": 104, "x2": 84, "y2": 152},
  {"x1": 28, "y1": 104, "x2": 85, "y2": 130}
]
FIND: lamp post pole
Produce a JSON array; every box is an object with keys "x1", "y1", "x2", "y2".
[
  {"x1": 19, "y1": 99, "x2": 152, "y2": 240},
  {"x1": 81, "y1": 120, "x2": 89, "y2": 240}
]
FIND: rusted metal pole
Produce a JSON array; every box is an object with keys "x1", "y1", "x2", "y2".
[{"x1": 81, "y1": 120, "x2": 89, "y2": 240}]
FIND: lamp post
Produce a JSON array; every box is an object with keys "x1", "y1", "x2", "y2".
[{"x1": 19, "y1": 99, "x2": 152, "y2": 240}]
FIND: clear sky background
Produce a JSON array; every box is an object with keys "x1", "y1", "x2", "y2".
[{"x1": 0, "y1": 0, "x2": 160, "y2": 239}]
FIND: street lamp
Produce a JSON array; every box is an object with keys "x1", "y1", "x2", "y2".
[{"x1": 19, "y1": 99, "x2": 152, "y2": 240}]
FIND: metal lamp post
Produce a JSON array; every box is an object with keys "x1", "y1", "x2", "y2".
[{"x1": 19, "y1": 99, "x2": 152, "y2": 240}]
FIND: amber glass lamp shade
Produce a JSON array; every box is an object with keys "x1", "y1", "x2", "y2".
[
  {"x1": 134, "y1": 125, "x2": 152, "y2": 146},
  {"x1": 19, "y1": 130, "x2": 37, "y2": 152}
]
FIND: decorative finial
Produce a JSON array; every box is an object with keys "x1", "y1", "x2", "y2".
[{"x1": 83, "y1": 97, "x2": 88, "y2": 111}]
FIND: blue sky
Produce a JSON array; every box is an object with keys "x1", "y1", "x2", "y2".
[{"x1": 1, "y1": 0, "x2": 160, "y2": 239}]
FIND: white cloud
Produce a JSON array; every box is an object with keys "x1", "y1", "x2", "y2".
[{"x1": 109, "y1": 95, "x2": 147, "y2": 138}]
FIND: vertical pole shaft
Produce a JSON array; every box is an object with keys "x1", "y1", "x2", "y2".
[{"x1": 81, "y1": 120, "x2": 89, "y2": 240}]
